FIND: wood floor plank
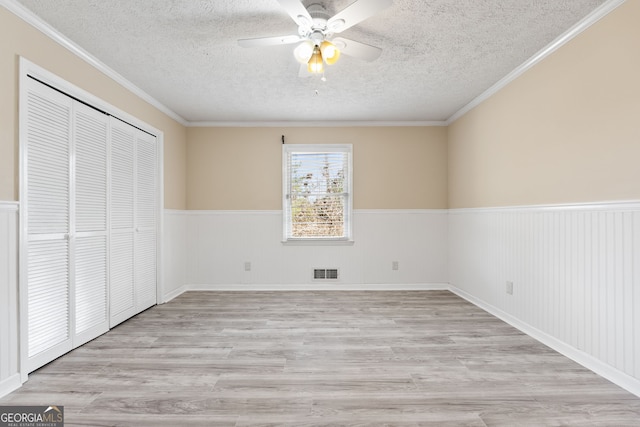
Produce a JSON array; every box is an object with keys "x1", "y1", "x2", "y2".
[{"x1": 1, "y1": 290, "x2": 639, "y2": 426}]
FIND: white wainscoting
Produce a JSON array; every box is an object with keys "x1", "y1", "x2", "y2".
[
  {"x1": 162, "y1": 210, "x2": 189, "y2": 302},
  {"x1": 0, "y1": 202, "x2": 20, "y2": 397},
  {"x1": 176, "y1": 210, "x2": 449, "y2": 289},
  {"x1": 449, "y1": 201, "x2": 640, "y2": 396}
]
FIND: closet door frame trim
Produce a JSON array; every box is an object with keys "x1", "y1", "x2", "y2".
[{"x1": 18, "y1": 57, "x2": 165, "y2": 383}]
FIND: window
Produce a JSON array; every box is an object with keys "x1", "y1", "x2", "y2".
[{"x1": 283, "y1": 144, "x2": 352, "y2": 242}]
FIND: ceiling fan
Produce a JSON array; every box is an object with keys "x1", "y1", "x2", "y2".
[{"x1": 238, "y1": 0, "x2": 393, "y2": 76}]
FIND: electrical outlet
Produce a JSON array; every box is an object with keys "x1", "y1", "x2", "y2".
[
  {"x1": 506, "y1": 281, "x2": 514, "y2": 295},
  {"x1": 244, "y1": 261, "x2": 251, "y2": 271},
  {"x1": 392, "y1": 261, "x2": 399, "y2": 271}
]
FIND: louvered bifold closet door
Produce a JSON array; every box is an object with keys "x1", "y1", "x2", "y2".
[
  {"x1": 24, "y1": 78, "x2": 73, "y2": 372},
  {"x1": 73, "y1": 103, "x2": 109, "y2": 346},
  {"x1": 109, "y1": 117, "x2": 136, "y2": 327},
  {"x1": 135, "y1": 131, "x2": 158, "y2": 312}
]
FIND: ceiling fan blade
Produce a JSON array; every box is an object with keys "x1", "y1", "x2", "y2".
[
  {"x1": 277, "y1": 0, "x2": 313, "y2": 27},
  {"x1": 333, "y1": 37, "x2": 382, "y2": 62},
  {"x1": 327, "y1": 0, "x2": 393, "y2": 33},
  {"x1": 238, "y1": 35, "x2": 303, "y2": 48}
]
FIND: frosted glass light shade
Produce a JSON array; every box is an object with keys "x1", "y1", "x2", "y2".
[
  {"x1": 293, "y1": 40, "x2": 314, "y2": 64},
  {"x1": 320, "y1": 41, "x2": 340, "y2": 65},
  {"x1": 307, "y1": 46, "x2": 324, "y2": 73}
]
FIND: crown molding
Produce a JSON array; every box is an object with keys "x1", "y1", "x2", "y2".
[
  {"x1": 445, "y1": 0, "x2": 627, "y2": 125},
  {"x1": 186, "y1": 120, "x2": 448, "y2": 128},
  {"x1": 1, "y1": 0, "x2": 188, "y2": 126}
]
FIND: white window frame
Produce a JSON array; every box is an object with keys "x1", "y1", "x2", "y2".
[{"x1": 282, "y1": 144, "x2": 353, "y2": 244}]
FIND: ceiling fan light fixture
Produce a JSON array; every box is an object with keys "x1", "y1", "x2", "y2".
[
  {"x1": 307, "y1": 45, "x2": 324, "y2": 73},
  {"x1": 238, "y1": 0, "x2": 391, "y2": 76},
  {"x1": 320, "y1": 40, "x2": 340, "y2": 65},
  {"x1": 293, "y1": 40, "x2": 314, "y2": 64}
]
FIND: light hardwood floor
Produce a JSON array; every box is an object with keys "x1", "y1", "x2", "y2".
[{"x1": 2, "y1": 291, "x2": 639, "y2": 426}]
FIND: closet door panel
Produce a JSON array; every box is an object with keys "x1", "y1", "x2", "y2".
[
  {"x1": 74, "y1": 235, "x2": 107, "y2": 343},
  {"x1": 75, "y1": 105, "x2": 108, "y2": 233},
  {"x1": 27, "y1": 239, "x2": 70, "y2": 368},
  {"x1": 109, "y1": 118, "x2": 136, "y2": 326},
  {"x1": 110, "y1": 122, "x2": 135, "y2": 230},
  {"x1": 135, "y1": 132, "x2": 157, "y2": 311},
  {"x1": 73, "y1": 103, "x2": 109, "y2": 344},
  {"x1": 110, "y1": 232, "x2": 135, "y2": 326},
  {"x1": 24, "y1": 79, "x2": 73, "y2": 372},
  {"x1": 136, "y1": 132, "x2": 157, "y2": 229},
  {"x1": 26, "y1": 84, "x2": 70, "y2": 235},
  {"x1": 135, "y1": 230, "x2": 156, "y2": 311}
]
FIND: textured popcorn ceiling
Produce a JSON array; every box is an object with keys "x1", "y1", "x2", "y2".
[{"x1": 16, "y1": 0, "x2": 608, "y2": 123}]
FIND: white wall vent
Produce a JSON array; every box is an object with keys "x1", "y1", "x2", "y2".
[{"x1": 313, "y1": 268, "x2": 339, "y2": 280}]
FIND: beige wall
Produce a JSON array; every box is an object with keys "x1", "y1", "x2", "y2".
[
  {"x1": 187, "y1": 126, "x2": 448, "y2": 210},
  {"x1": 448, "y1": 1, "x2": 640, "y2": 209},
  {"x1": 6, "y1": 1, "x2": 636, "y2": 212},
  {"x1": 0, "y1": 7, "x2": 187, "y2": 209}
]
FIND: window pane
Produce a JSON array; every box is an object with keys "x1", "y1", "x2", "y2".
[
  {"x1": 291, "y1": 194, "x2": 345, "y2": 238},
  {"x1": 290, "y1": 153, "x2": 346, "y2": 195},
  {"x1": 283, "y1": 145, "x2": 352, "y2": 241}
]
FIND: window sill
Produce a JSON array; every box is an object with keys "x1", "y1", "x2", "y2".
[{"x1": 281, "y1": 239, "x2": 355, "y2": 246}]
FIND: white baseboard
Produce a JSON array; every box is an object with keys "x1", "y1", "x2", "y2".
[
  {"x1": 161, "y1": 285, "x2": 187, "y2": 303},
  {"x1": 0, "y1": 373, "x2": 22, "y2": 399},
  {"x1": 184, "y1": 283, "x2": 450, "y2": 292},
  {"x1": 449, "y1": 286, "x2": 640, "y2": 398}
]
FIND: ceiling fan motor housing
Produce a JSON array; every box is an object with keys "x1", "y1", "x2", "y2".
[
  {"x1": 307, "y1": 3, "x2": 331, "y2": 21},
  {"x1": 298, "y1": 3, "x2": 342, "y2": 43}
]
